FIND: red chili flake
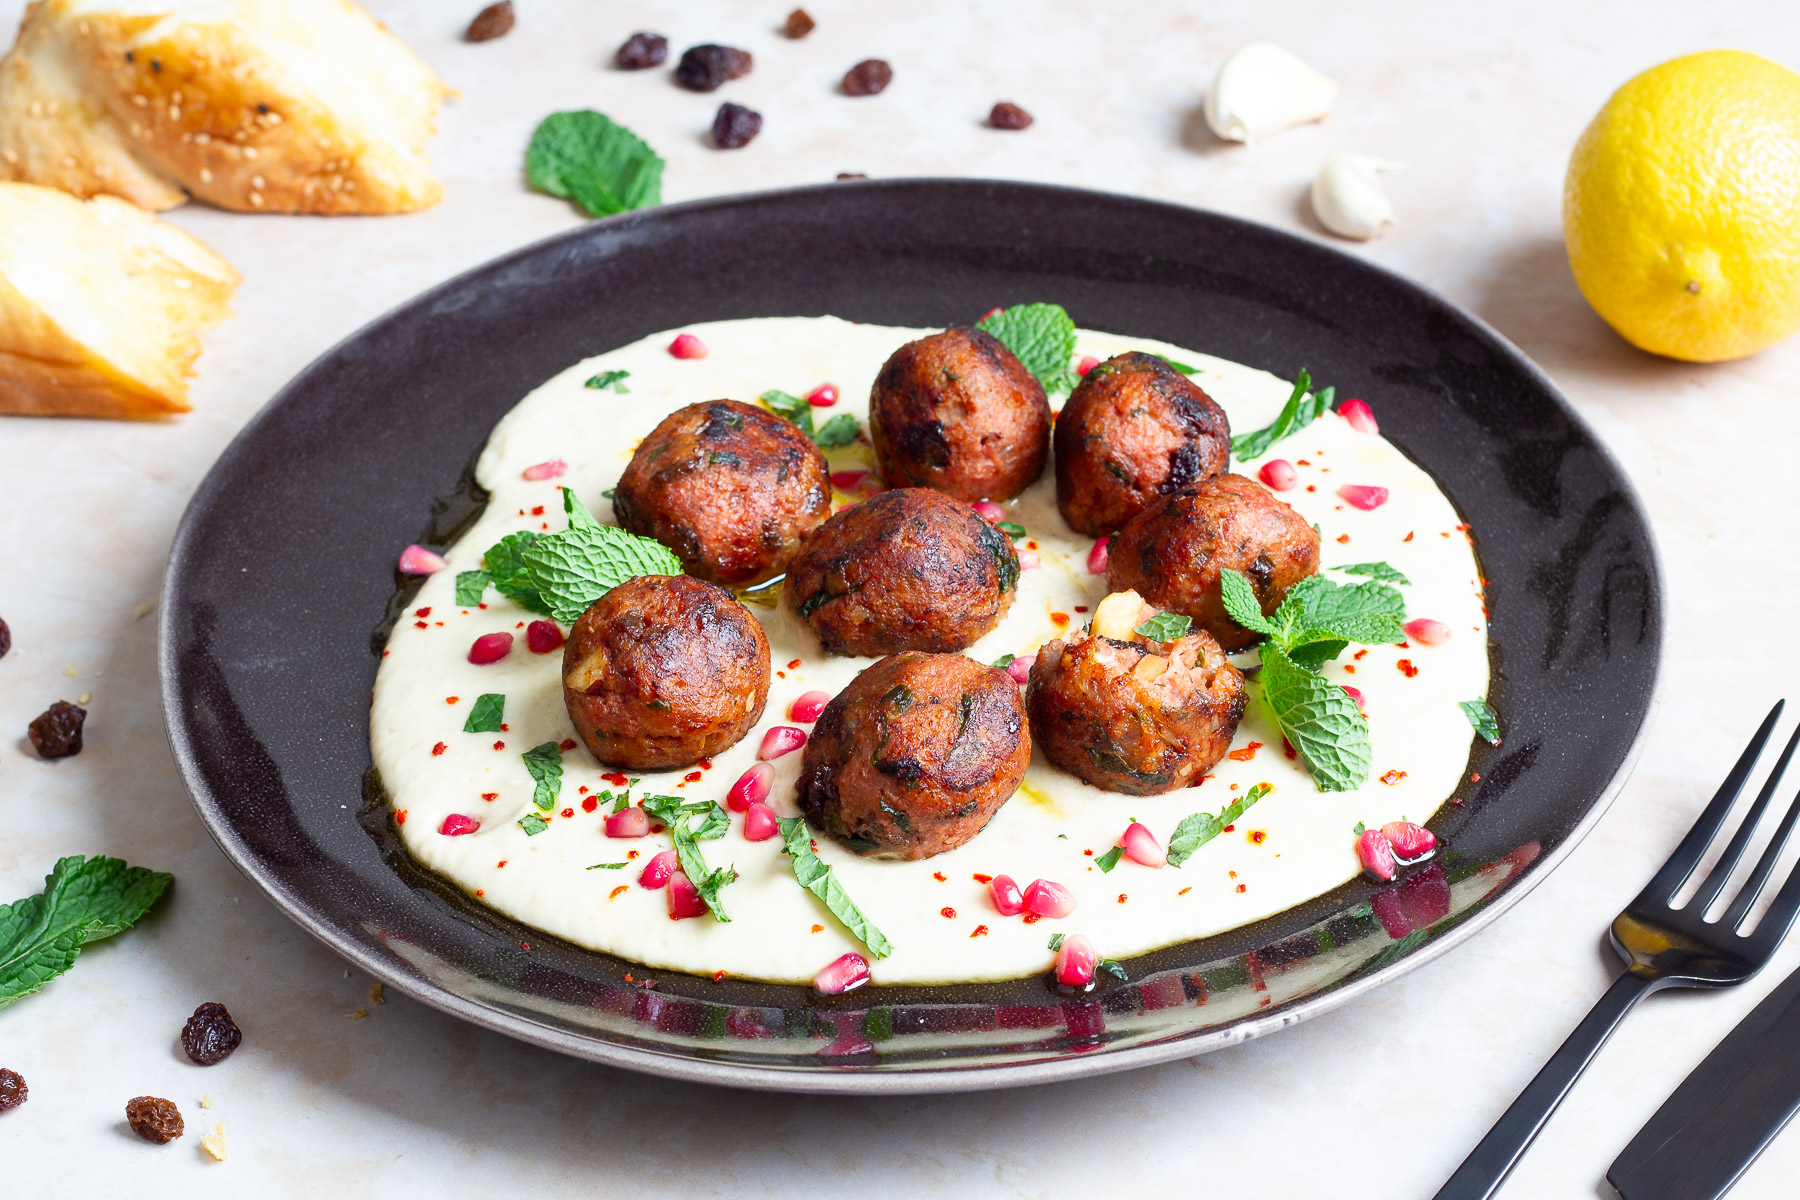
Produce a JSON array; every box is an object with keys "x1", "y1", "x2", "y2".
[
  {"x1": 1282, "y1": 737, "x2": 1298, "y2": 760},
  {"x1": 500, "y1": 723, "x2": 510, "y2": 732},
  {"x1": 1117, "y1": 894, "x2": 1128, "y2": 904},
  {"x1": 395, "y1": 810, "x2": 408, "y2": 824},
  {"x1": 531, "y1": 505, "x2": 545, "y2": 516},
  {"x1": 1441, "y1": 531, "x2": 1452, "y2": 538},
  {"x1": 474, "y1": 889, "x2": 484, "y2": 897},
  {"x1": 497, "y1": 860, "x2": 507, "y2": 868},
  {"x1": 1344, "y1": 664, "x2": 1357, "y2": 674},
  {"x1": 581, "y1": 796, "x2": 598, "y2": 812},
  {"x1": 972, "y1": 873, "x2": 992, "y2": 883},
  {"x1": 1397, "y1": 659, "x2": 1419, "y2": 678},
  {"x1": 776, "y1": 671, "x2": 786, "y2": 680},
  {"x1": 811, "y1": 924, "x2": 824, "y2": 933},
  {"x1": 711, "y1": 970, "x2": 730, "y2": 983},
  {"x1": 1354, "y1": 649, "x2": 1368, "y2": 660},
  {"x1": 382, "y1": 650, "x2": 391, "y2": 657},
  {"x1": 697, "y1": 757, "x2": 713, "y2": 770},
  {"x1": 603, "y1": 772, "x2": 628, "y2": 786},
  {"x1": 932, "y1": 871, "x2": 946, "y2": 882},
  {"x1": 1306, "y1": 484, "x2": 1317, "y2": 492},
  {"x1": 415, "y1": 607, "x2": 431, "y2": 618},
  {"x1": 431, "y1": 742, "x2": 446, "y2": 756},
  {"x1": 1050, "y1": 611, "x2": 1070, "y2": 627},
  {"x1": 970, "y1": 924, "x2": 990, "y2": 938},
  {"x1": 1227, "y1": 741, "x2": 1262, "y2": 762},
  {"x1": 1258, "y1": 995, "x2": 1271, "y2": 1007},
  {"x1": 1249, "y1": 830, "x2": 1266, "y2": 844},
  {"x1": 609, "y1": 885, "x2": 628, "y2": 900},
  {"x1": 627, "y1": 849, "x2": 640, "y2": 859},
  {"x1": 1403, "y1": 531, "x2": 1415, "y2": 542},
  {"x1": 414, "y1": 621, "x2": 428, "y2": 629},
  {"x1": 492, "y1": 740, "x2": 505, "y2": 750},
  {"x1": 786, "y1": 658, "x2": 803, "y2": 671},
  {"x1": 1296, "y1": 459, "x2": 1310, "y2": 466},
  {"x1": 1083, "y1": 848, "x2": 1094, "y2": 856},
  {"x1": 1336, "y1": 534, "x2": 1351, "y2": 544},
  {"x1": 481, "y1": 792, "x2": 498, "y2": 801},
  {"x1": 1023, "y1": 912, "x2": 1041, "y2": 924},
  {"x1": 684, "y1": 771, "x2": 703, "y2": 783},
  {"x1": 559, "y1": 738, "x2": 576, "y2": 750},
  {"x1": 1223, "y1": 824, "x2": 1235, "y2": 833},
  {"x1": 445, "y1": 695, "x2": 459, "y2": 705},
  {"x1": 1178, "y1": 887, "x2": 1192, "y2": 896},
  {"x1": 1470, "y1": 772, "x2": 1481, "y2": 782},
  {"x1": 941, "y1": 906, "x2": 957, "y2": 919},
  {"x1": 1027, "y1": 539, "x2": 1039, "y2": 551},
  {"x1": 1381, "y1": 769, "x2": 1408, "y2": 786},
  {"x1": 1236, "y1": 883, "x2": 1247, "y2": 893},
  {"x1": 561, "y1": 807, "x2": 574, "y2": 818}
]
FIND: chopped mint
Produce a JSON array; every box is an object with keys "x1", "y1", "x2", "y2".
[
  {"x1": 813, "y1": 413, "x2": 861, "y2": 448},
  {"x1": 585, "y1": 369, "x2": 631, "y2": 393},
  {"x1": 1461, "y1": 699, "x2": 1501, "y2": 745},
  {"x1": 454, "y1": 570, "x2": 491, "y2": 606},
  {"x1": 1230, "y1": 368, "x2": 1335, "y2": 461},
  {"x1": 521, "y1": 741, "x2": 564, "y2": 812},
  {"x1": 1095, "y1": 845, "x2": 1126, "y2": 873},
  {"x1": 586, "y1": 861, "x2": 629, "y2": 870},
  {"x1": 777, "y1": 817, "x2": 892, "y2": 957},
  {"x1": 462, "y1": 693, "x2": 505, "y2": 734},
  {"x1": 1167, "y1": 783, "x2": 1274, "y2": 867},
  {"x1": 518, "y1": 814, "x2": 549, "y2": 836}
]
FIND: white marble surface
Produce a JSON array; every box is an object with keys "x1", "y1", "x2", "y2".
[{"x1": 4, "y1": 1, "x2": 1800, "y2": 1195}]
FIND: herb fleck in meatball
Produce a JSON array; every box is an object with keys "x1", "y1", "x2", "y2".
[
  {"x1": 869, "y1": 327, "x2": 1050, "y2": 502},
  {"x1": 1106, "y1": 473, "x2": 1320, "y2": 651},
  {"x1": 797, "y1": 652, "x2": 1030, "y2": 859},
  {"x1": 782, "y1": 488, "x2": 1017, "y2": 657},
  {"x1": 1054, "y1": 352, "x2": 1230, "y2": 535},
  {"x1": 611, "y1": 400, "x2": 830, "y2": 586},
  {"x1": 563, "y1": 575, "x2": 770, "y2": 770}
]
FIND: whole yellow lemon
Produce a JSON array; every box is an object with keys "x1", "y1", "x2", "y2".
[{"x1": 1564, "y1": 50, "x2": 1800, "y2": 362}]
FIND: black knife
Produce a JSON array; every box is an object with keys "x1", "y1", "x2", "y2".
[{"x1": 1608, "y1": 959, "x2": 1800, "y2": 1199}]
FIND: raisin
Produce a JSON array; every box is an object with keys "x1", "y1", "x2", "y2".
[
  {"x1": 0, "y1": 1069, "x2": 25, "y2": 1113},
  {"x1": 27, "y1": 700, "x2": 85, "y2": 760},
  {"x1": 0, "y1": 616, "x2": 9, "y2": 658},
  {"x1": 842, "y1": 59, "x2": 893, "y2": 97},
  {"x1": 711, "y1": 103, "x2": 763, "y2": 149},
  {"x1": 126, "y1": 1095, "x2": 184, "y2": 1143},
  {"x1": 674, "y1": 44, "x2": 752, "y2": 91},
  {"x1": 464, "y1": 1, "x2": 513, "y2": 42},
  {"x1": 990, "y1": 102, "x2": 1034, "y2": 130},
  {"x1": 836, "y1": 172, "x2": 867, "y2": 180},
  {"x1": 181, "y1": 1002, "x2": 243, "y2": 1066},
  {"x1": 616, "y1": 31, "x2": 667, "y2": 70},
  {"x1": 785, "y1": 8, "x2": 815, "y2": 38}
]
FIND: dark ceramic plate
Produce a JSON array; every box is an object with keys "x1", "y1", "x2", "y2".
[{"x1": 162, "y1": 179, "x2": 1661, "y2": 1093}]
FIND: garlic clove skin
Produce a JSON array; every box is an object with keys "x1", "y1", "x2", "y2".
[
  {"x1": 1205, "y1": 43, "x2": 1339, "y2": 145},
  {"x1": 1311, "y1": 153, "x2": 1404, "y2": 240}
]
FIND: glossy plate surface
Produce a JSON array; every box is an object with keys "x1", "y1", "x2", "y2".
[{"x1": 161, "y1": 179, "x2": 1661, "y2": 1092}]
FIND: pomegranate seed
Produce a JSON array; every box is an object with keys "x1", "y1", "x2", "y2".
[
  {"x1": 605, "y1": 807, "x2": 649, "y2": 838},
  {"x1": 438, "y1": 814, "x2": 479, "y2": 836},
  {"x1": 668, "y1": 333, "x2": 708, "y2": 359},
  {"x1": 757, "y1": 726, "x2": 807, "y2": 761},
  {"x1": 744, "y1": 802, "x2": 779, "y2": 841},
  {"x1": 1023, "y1": 878, "x2": 1076, "y2": 918},
  {"x1": 1405, "y1": 618, "x2": 1452, "y2": 645},
  {"x1": 806, "y1": 384, "x2": 839, "y2": 407},
  {"x1": 1381, "y1": 820, "x2": 1438, "y2": 863},
  {"x1": 1119, "y1": 822, "x2": 1166, "y2": 868},
  {"x1": 1342, "y1": 684, "x2": 1366, "y2": 710},
  {"x1": 1005, "y1": 653, "x2": 1035, "y2": 686},
  {"x1": 1356, "y1": 828, "x2": 1398, "y2": 882},
  {"x1": 467, "y1": 632, "x2": 514, "y2": 664},
  {"x1": 1054, "y1": 933, "x2": 1098, "y2": 987},
  {"x1": 830, "y1": 469, "x2": 868, "y2": 489},
  {"x1": 726, "y1": 761, "x2": 775, "y2": 812},
  {"x1": 990, "y1": 874, "x2": 1025, "y2": 915},
  {"x1": 525, "y1": 620, "x2": 565, "y2": 653},
  {"x1": 668, "y1": 871, "x2": 708, "y2": 918},
  {"x1": 813, "y1": 952, "x2": 871, "y2": 995},
  {"x1": 972, "y1": 499, "x2": 1006, "y2": 522},
  {"x1": 1338, "y1": 484, "x2": 1389, "y2": 510},
  {"x1": 1259, "y1": 459, "x2": 1298, "y2": 491},
  {"x1": 1087, "y1": 536, "x2": 1109, "y2": 575},
  {"x1": 789, "y1": 691, "x2": 831, "y2": 722},
  {"x1": 521, "y1": 458, "x2": 567, "y2": 481},
  {"x1": 1016, "y1": 548, "x2": 1041, "y2": 571},
  {"x1": 1339, "y1": 398, "x2": 1379, "y2": 434},
  {"x1": 1076, "y1": 354, "x2": 1101, "y2": 376},
  {"x1": 638, "y1": 849, "x2": 677, "y2": 888},
  {"x1": 397, "y1": 544, "x2": 446, "y2": 575}
]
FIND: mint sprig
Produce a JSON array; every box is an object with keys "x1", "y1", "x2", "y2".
[
  {"x1": 521, "y1": 741, "x2": 563, "y2": 812},
  {"x1": 479, "y1": 532, "x2": 550, "y2": 615},
  {"x1": 976, "y1": 303, "x2": 1078, "y2": 393},
  {"x1": 463, "y1": 693, "x2": 505, "y2": 734},
  {"x1": 1, "y1": 856, "x2": 172, "y2": 1009},
  {"x1": 1461, "y1": 699, "x2": 1501, "y2": 745},
  {"x1": 508, "y1": 490, "x2": 683, "y2": 623},
  {"x1": 1260, "y1": 645, "x2": 1372, "y2": 791},
  {"x1": 526, "y1": 110, "x2": 663, "y2": 218},
  {"x1": 777, "y1": 817, "x2": 893, "y2": 958},
  {"x1": 642, "y1": 796, "x2": 737, "y2": 922},
  {"x1": 1167, "y1": 783, "x2": 1272, "y2": 867},
  {"x1": 760, "y1": 389, "x2": 862, "y2": 449},
  {"x1": 1230, "y1": 368, "x2": 1335, "y2": 461}
]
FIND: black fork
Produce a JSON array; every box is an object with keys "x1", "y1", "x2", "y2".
[{"x1": 1435, "y1": 700, "x2": 1800, "y2": 1200}]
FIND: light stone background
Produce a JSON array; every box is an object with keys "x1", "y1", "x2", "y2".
[{"x1": 4, "y1": 1, "x2": 1800, "y2": 1195}]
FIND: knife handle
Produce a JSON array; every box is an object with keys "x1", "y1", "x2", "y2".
[{"x1": 1434, "y1": 968, "x2": 1660, "y2": 1200}]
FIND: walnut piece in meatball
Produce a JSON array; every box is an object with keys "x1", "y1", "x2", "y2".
[
  {"x1": 869, "y1": 327, "x2": 1050, "y2": 502},
  {"x1": 1106, "y1": 473, "x2": 1320, "y2": 651},
  {"x1": 611, "y1": 400, "x2": 830, "y2": 587},
  {"x1": 1053, "y1": 351, "x2": 1230, "y2": 535},
  {"x1": 797, "y1": 652, "x2": 1031, "y2": 859},
  {"x1": 563, "y1": 575, "x2": 770, "y2": 770}
]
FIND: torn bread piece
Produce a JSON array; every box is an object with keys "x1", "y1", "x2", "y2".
[
  {"x1": 0, "y1": 181, "x2": 236, "y2": 417},
  {"x1": 0, "y1": 0, "x2": 447, "y2": 214}
]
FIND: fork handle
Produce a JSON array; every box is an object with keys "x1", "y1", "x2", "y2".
[{"x1": 1434, "y1": 968, "x2": 1661, "y2": 1200}]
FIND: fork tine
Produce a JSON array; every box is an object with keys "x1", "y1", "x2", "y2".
[
  {"x1": 1744, "y1": 813, "x2": 1800, "y2": 955},
  {"x1": 1689, "y1": 722, "x2": 1800, "y2": 915},
  {"x1": 1637, "y1": 699, "x2": 1785, "y2": 905},
  {"x1": 1727, "y1": 775, "x2": 1800, "y2": 935}
]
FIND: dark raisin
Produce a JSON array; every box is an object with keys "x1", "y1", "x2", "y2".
[
  {"x1": 0, "y1": 616, "x2": 9, "y2": 658},
  {"x1": 785, "y1": 8, "x2": 815, "y2": 38},
  {"x1": 989, "y1": 102, "x2": 1034, "y2": 130},
  {"x1": 0, "y1": 1069, "x2": 25, "y2": 1113},
  {"x1": 836, "y1": 172, "x2": 867, "y2": 180},
  {"x1": 842, "y1": 59, "x2": 893, "y2": 97},
  {"x1": 181, "y1": 1002, "x2": 243, "y2": 1066},
  {"x1": 464, "y1": 1, "x2": 514, "y2": 42},
  {"x1": 711, "y1": 102, "x2": 763, "y2": 149},
  {"x1": 674, "y1": 44, "x2": 752, "y2": 91},
  {"x1": 126, "y1": 1096, "x2": 184, "y2": 1144},
  {"x1": 27, "y1": 700, "x2": 85, "y2": 760},
  {"x1": 616, "y1": 31, "x2": 668, "y2": 70}
]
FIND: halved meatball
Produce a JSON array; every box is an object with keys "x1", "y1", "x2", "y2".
[
  {"x1": 562, "y1": 575, "x2": 770, "y2": 770},
  {"x1": 869, "y1": 327, "x2": 1050, "y2": 502},
  {"x1": 782, "y1": 487, "x2": 1018, "y2": 657},
  {"x1": 1027, "y1": 591, "x2": 1245, "y2": 795},
  {"x1": 797, "y1": 651, "x2": 1030, "y2": 859},
  {"x1": 1106, "y1": 473, "x2": 1320, "y2": 651},
  {"x1": 611, "y1": 399, "x2": 830, "y2": 586},
  {"x1": 1053, "y1": 352, "x2": 1230, "y2": 535}
]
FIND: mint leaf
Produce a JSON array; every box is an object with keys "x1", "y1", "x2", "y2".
[
  {"x1": 813, "y1": 413, "x2": 860, "y2": 448},
  {"x1": 526, "y1": 110, "x2": 664, "y2": 218},
  {"x1": 521, "y1": 741, "x2": 563, "y2": 812},
  {"x1": 1047, "y1": 932, "x2": 1065, "y2": 951},
  {"x1": 1099, "y1": 959, "x2": 1129, "y2": 981},
  {"x1": 1095, "y1": 845, "x2": 1126, "y2": 872},
  {"x1": 518, "y1": 814, "x2": 549, "y2": 836},
  {"x1": 521, "y1": 520, "x2": 683, "y2": 624},
  {"x1": 454, "y1": 570, "x2": 490, "y2": 606},
  {"x1": 1461, "y1": 699, "x2": 1501, "y2": 745},
  {"x1": 585, "y1": 369, "x2": 631, "y2": 393},
  {"x1": 992, "y1": 654, "x2": 1016, "y2": 669},
  {"x1": 1336, "y1": 561, "x2": 1412, "y2": 586},
  {"x1": 1230, "y1": 369, "x2": 1334, "y2": 461},
  {"x1": 1297, "y1": 580, "x2": 1405, "y2": 628},
  {"x1": 480, "y1": 531, "x2": 550, "y2": 614},
  {"x1": 976, "y1": 303, "x2": 1078, "y2": 393},
  {"x1": 1, "y1": 856, "x2": 172, "y2": 1009},
  {"x1": 463, "y1": 693, "x2": 505, "y2": 734},
  {"x1": 1149, "y1": 355, "x2": 1198, "y2": 375},
  {"x1": 1286, "y1": 636, "x2": 1350, "y2": 671},
  {"x1": 1218, "y1": 568, "x2": 1280, "y2": 637},
  {"x1": 996, "y1": 520, "x2": 1027, "y2": 541},
  {"x1": 1133, "y1": 612, "x2": 1193, "y2": 641},
  {"x1": 1166, "y1": 783, "x2": 1272, "y2": 867},
  {"x1": 760, "y1": 389, "x2": 813, "y2": 437},
  {"x1": 777, "y1": 817, "x2": 893, "y2": 957},
  {"x1": 1260, "y1": 644, "x2": 1371, "y2": 791},
  {"x1": 587, "y1": 861, "x2": 629, "y2": 870},
  {"x1": 560, "y1": 487, "x2": 601, "y2": 531}
]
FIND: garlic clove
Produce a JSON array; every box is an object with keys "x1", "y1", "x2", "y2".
[
  {"x1": 1311, "y1": 153, "x2": 1404, "y2": 240},
  {"x1": 1205, "y1": 42, "x2": 1339, "y2": 145}
]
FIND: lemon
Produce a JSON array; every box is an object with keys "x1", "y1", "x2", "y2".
[{"x1": 1564, "y1": 50, "x2": 1800, "y2": 362}]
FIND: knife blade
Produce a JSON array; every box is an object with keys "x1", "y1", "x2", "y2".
[{"x1": 1607, "y1": 959, "x2": 1800, "y2": 1200}]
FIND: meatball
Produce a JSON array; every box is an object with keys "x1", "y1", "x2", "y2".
[
  {"x1": 782, "y1": 487, "x2": 1018, "y2": 657},
  {"x1": 1027, "y1": 591, "x2": 1246, "y2": 795},
  {"x1": 1053, "y1": 352, "x2": 1230, "y2": 535},
  {"x1": 797, "y1": 652, "x2": 1030, "y2": 859},
  {"x1": 612, "y1": 400, "x2": 830, "y2": 586},
  {"x1": 1106, "y1": 473, "x2": 1320, "y2": 651},
  {"x1": 562, "y1": 575, "x2": 770, "y2": 770},
  {"x1": 869, "y1": 327, "x2": 1050, "y2": 502}
]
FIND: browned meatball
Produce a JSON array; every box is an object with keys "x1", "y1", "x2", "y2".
[
  {"x1": 1027, "y1": 591, "x2": 1246, "y2": 794},
  {"x1": 562, "y1": 575, "x2": 770, "y2": 770},
  {"x1": 1053, "y1": 352, "x2": 1230, "y2": 535},
  {"x1": 869, "y1": 327, "x2": 1050, "y2": 502},
  {"x1": 612, "y1": 400, "x2": 830, "y2": 586},
  {"x1": 1106, "y1": 473, "x2": 1320, "y2": 651},
  {"x1": 797, "y1": 652, "x2": 1030, "y2": 859},
  {"x1": 782, "y1": 487, "x2": 1018, "y2": 657}
]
